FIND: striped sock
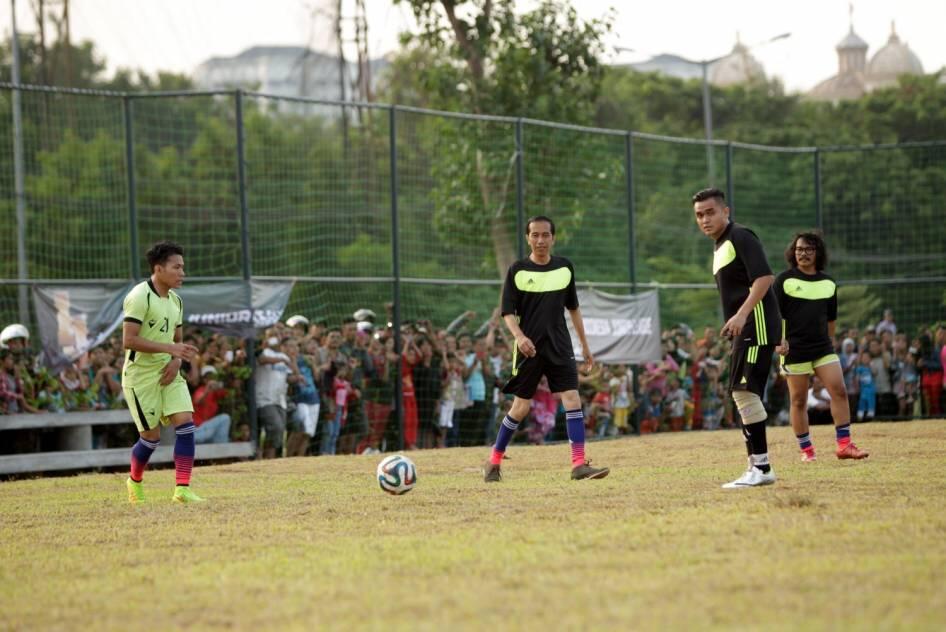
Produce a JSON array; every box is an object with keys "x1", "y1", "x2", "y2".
[
  {"x1": 130, "y1": 437, "x2": 159, "y2": 483},
  {"x1": 796, "y1": 432, "x2": 815, "y2": 457},
  {"x1": 490, "y1": 415, "x2": 521, "y2": 465},
  {"x1": 174, "y1": 422, "x2": 196, "y2": 486},
  {"x1": 835, "y1": 423, "x2": 851, "y2": 449},
  {"x1": 565, "y1": 409, "x2": 585, "y2": 468}
]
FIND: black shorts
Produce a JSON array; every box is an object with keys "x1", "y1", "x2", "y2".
[
  {"x1": 728, "y1": 344, "x2": 775, "y2": 398},
  {"x1": 502, "y1": 352, "x2": 578, "y2": 399}
]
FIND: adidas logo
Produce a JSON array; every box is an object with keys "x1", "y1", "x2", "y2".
[{"x1": 740, "y1": 376, "x2": 747, "y2": 384}]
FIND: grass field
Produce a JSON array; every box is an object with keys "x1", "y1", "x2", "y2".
[{"x1": 2, "y1": 420, "x2": 946, "y2": 631}]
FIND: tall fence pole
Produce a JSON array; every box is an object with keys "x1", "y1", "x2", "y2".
[
  {"x1": 725, "y1": 142, "x2": 734, "y2": 219},
  {"x1": 625, "y1": 133, "x2": 637, "y2": 293},
  {"x1": 515, "y1": 118, "x2": 525, "y2": 259},
  {"x1": 389, "y1": 105, "x2": 404, "y2": 451},
  {"x1": 10, "y1": 0, "x2": 29, "y2": 324},
  {"x1": 235, "y1": 90, "x2": 258, "y2": 451},
  {"x1": 814, "y1": 149, "x2": 823, "y2": 232},
  {"x1": 122, "y1": 97, "x2": 139, "y2": 281}
]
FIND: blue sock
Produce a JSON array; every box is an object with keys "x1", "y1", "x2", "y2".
[
  {"x1": 796, "y1": 432, "x2": 813, "y2": 451},
  {"x1": 490, "y1": 415, "x2": 521, "y2": 464},
  {"x1": 130, "y1": 437, "x2": 159, "y2": 482},
  {"x1": 836, "y1": 423, "x2": 851, "y2": 446},
  {"x1": 565, "y1": 409, "x2": 585, "y2": 466},
  {"x1": 174, "y1": 422, "x2": 196, "y2": 486}
]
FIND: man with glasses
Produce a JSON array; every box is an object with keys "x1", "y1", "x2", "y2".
[
  {"x1": 693, "y1": 188, "x2": 781, "y2": 488},
  {"x1": 774, "y1": 232, "x2": 869, "y2": 462}
]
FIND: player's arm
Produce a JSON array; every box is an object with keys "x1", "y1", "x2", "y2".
[
  {"x1": 158, "y1": 325, "x2": 186, "y2": 386},
  {"x1": 721, "y1": 274, "x2": 774, "y2": 339},
  {"x1": 500, "y1": 265, "x2": 535, "y2": 358},
  {"x1": 503, "y1": 314, "x2": 535, "y2": 358},
  {"x1": 567, "y1": 307, "x2": 594, "y2": 371},
  {"x1": 122, "y1": 321, "x2": 197, "y2": 361}
]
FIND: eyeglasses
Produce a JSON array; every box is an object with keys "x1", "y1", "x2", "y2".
[{"x1": 794, "y1": 247, "x2": 816, "y2": 254}]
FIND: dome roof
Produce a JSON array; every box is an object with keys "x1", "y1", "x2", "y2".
[
  {"x1": 867, "y1": 23, "x2": 924, "y2": 88},
  {"x1": 837, "y1": 27, "x2": 868, "y2": 50},
  {"x1": 709, "y1": 41, "x2": 765, "y2": 87}
]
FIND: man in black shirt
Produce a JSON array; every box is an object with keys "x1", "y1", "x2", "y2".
[
  {"x1": 484, "y1": 215, "x2": 609, "y2": 482},
  {"x1": 774, "y1": 231, "x2": 868, "y2": 462},
  {"x1": 693, "y1": 188, "x2": 780, "y2": 488}
]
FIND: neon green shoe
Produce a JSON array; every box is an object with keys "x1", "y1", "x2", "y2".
[
  {"x1": 126, "y1": 478, "x2": 145, "y2": 505},
  {"x1": 172, "y1": 486, "x2": 206, "y2": 504}
]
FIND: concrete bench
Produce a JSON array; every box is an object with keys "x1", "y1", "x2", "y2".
[{"x1": 0, "y1": 410, "x2": 254, "y2": 475}]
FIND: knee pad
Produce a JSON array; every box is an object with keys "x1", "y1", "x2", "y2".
[{"x1": 732, "y1": 390, "x2": 767, "y2": 424}]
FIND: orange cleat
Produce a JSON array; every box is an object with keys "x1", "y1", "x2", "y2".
[{"x1": 836, "y1": 443, "x2": 869, "y2": 460}]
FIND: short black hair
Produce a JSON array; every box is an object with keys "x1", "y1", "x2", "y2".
[
  {"x1": 526, "y1": 215, "x2": 556, "y2": 235},
  {"x1": 785, "y1": 231, "x2": 828, "y2": 271},
  {"x1": 691, "y1": 188, "x2": 726, "y2": 204},
  {"x1": 146, "y1": 241, "x2": 184, "y2": 270}
]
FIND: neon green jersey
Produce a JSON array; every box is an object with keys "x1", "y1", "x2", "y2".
[{"x1": 121, "y1": 280, "x2": 183, "y2": 387}]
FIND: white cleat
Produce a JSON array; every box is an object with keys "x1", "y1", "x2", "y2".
[{"x1": 722, "y1": 465, "x2": 776, "y2": 489}]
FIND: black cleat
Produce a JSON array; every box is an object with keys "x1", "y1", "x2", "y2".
[{"x1": 571, "y1": 461, "x2": 610, "y2": 480}]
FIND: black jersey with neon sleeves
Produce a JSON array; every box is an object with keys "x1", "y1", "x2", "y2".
[
  {"x1": 774, "y1": 268, "x2": 837, "y2": 363},
  {"x1": 501, "y1": 256, "x2": 579, "y2": 365},
  {"x1": 712, "y1": 222, "x2": 781, "y2": 349}
]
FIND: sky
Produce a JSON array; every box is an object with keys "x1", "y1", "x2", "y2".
[{"x1": 4, "y1": 0, "x2": 945, "y2": 93}]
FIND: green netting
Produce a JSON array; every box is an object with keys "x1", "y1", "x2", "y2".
[
  {"x1": 730, "y1": 145, "x2": 817, "y2": 272},
  {"x1": 0, "y1": 84, "x2": 943, "y2": 350},
  {"x1": 523, "y1": 123, "x2": 629, "y2": 285},
  {"x1": 131, "y1": 94, "x2": 242, "y2": 278},
  {"x1": 245, "y1": 97, "x2": 392, "y2": 280},
  {"x1": 396, "y1": 110, "x2": 518, "y2": 282},
  {"x1": 0, "y1": 89, "x2": 128, "y2": 280}
]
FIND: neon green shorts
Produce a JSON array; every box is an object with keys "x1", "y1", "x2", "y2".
[
  {"x1": 123, "y1": 375, "x2": 194, "y2": 432},
  {"x1": 781, "y1": 353, "x2": 840, "y2": 376}
]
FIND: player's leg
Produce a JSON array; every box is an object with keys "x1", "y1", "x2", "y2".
[
  {"x1": 124, "y1": 384, "x2": 163, "y2": 504},
  {"x1": 163, "y1": 378, "x2": 204, "y2": 503},
  {"x1": 485, "y1": 356, "x2": 542, "y2": 481},
  {"x1": 557, "y1": 387, "x2": 610, "y2": 480},
  {"x1": 814, "y1": 357, "x2": 869, "y2": 460},
  {"x1": 783, "y1": 364, "x2": 815, "y2": 461},
  {"x1": 723, "y1": 345, "x2": 776, "y2": 489}
]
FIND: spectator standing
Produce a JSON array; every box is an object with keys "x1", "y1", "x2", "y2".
[
  {"x1": 854, "y1": 351, "x2": 876, "y2": 421},
  {"x1": 874, "y1": 309, "x2": 897, "y2": 336},
  {"x1": 286, "y1": 340, "x2": 320, "y2": 457},
  {"x1": 917, "y1": 333, "x2": 943, "y2": 416},
  {"x1": 256, "y1": 335, "x2": 294, "y2": 458},
  {"x1": 609, "y1": 365, "x2": 633, "y2": 435},
  {"x1": 664, "y1": 375, "x2": 687, "y2": 432}
]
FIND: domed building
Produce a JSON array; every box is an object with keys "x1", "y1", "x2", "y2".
[
  {"x1": 809, "y1": 18, "x2": 926, "y2": 102},
  {"x1": 865, "y1": 22, "x2": 924, "y2": 91},
  {"x1": 709, "y1": 38, "x2": 766, "y2": 87}
]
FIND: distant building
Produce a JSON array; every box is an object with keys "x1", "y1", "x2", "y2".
[
  {"x1": 193, "y1": 45, "x2": 389, "y2": 111},
  {"x1": 618, "y1": 37, "x2": 767, "y2": 87},
  {"x1": 809, "y1": 21, "x2": 925, "y2": 102}
]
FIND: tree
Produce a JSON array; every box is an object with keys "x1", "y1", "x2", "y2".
[{"x1": 389, "y1": 0, "x2": 613, "y2": 277}]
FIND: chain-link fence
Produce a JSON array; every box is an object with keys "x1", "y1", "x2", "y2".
[{"x1": 1, "y1": 83, "x2": 944, "y2": 436}]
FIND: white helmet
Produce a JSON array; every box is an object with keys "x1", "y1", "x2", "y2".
[
  {"x1": 285, "y1": 314, "x2": 310, "y2": 328},
  {"x1": 0, "y1": 323, "x2": 30, "y2": 348},
  {"x1": 353, "y1": 308, "x2": 376, "y2": 322}
]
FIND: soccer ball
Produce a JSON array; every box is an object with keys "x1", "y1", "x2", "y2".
[{"x1": 376, "y1": 454, "x2": 417, "y2": 495}]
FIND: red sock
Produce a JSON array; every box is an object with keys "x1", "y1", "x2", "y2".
[{"x1": 490, "y1": 449, "x2": 504, "y2": 465}]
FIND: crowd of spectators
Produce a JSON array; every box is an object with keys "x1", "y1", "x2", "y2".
[{"x1": 1, "y1": 307, "x2": 944, "y2": 457}]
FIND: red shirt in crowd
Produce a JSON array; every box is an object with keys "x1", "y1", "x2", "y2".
[{"x1": 192, "y1": 385, "x2": 226, "y2": 426}]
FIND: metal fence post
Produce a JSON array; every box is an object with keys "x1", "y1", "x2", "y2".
[
  {"x1": 122, "y1": 96, "x2": 139, "y2": 281},
  {"x1": 10, "y1": 2, "x2": 28, "y2": 324},
  {"x1": 235, "y1": 89, "x2": 258, "y2": 452},
  {"x1": 814, "y1": 149, "x2": 823, "y2": 232},
  {"x1": 725, "y1": 142, "x2": 734, "y2": 219},
  {"x1": 389, "y1": 105, "x2": 404, "y2": 451},
  {"x1": 515, "y1": 118, "x2": 525, "y2": 259},
  {"x1": 625, "y1": 133, "x2": 637, "y2": 294}
]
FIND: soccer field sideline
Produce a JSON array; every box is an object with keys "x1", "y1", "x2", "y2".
[{"x1": 2, "y1": 420, "x2": 945, "y2": 631}]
